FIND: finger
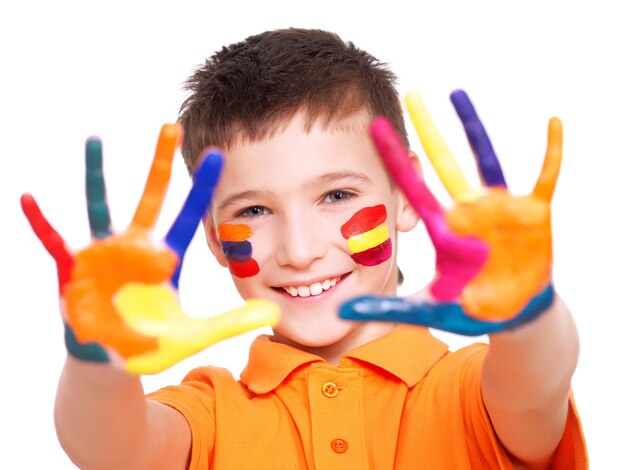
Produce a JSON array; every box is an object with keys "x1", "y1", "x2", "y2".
[
  {"x1": 340, "y1": 295, "x2": 490, "y2": 335},
  {"x1": 339, "y1": 286, "x2": 553, "y2": 336},
  {"x1": 405, "y1": 92, "x2": 479, "y2": 202},
  {"x1": 64, "y1": 323, "x2": 110, "y2": 363},
  {"x1": 370, "y1": 117, "x2": 447, "y2": 238},
  {"x1": 130, "y1": 123, "x2": 181, "y2": 232},
  {"x1": 117, "y1": 291, "x2": 281, "y2": 375},
  {"x1": 195, "y1": 298, "x2": 281, "y2": 342},
  {"x1": 532, "y1": 117, "x2": 562, "y2": 202},
  {"x1": 450, "y1": 90, "x2": 507, "y2": 188},
  {"x1": 165, "y1": 149, "x2": 224, "y2": 288},
  {"x1": 85, "y1": 138, "x2": 113, "y2": 239},
  {"x1": 20, "y1": 194, "x2": 74, "y2": 289}
]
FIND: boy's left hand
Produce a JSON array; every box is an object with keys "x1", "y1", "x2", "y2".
[{"x1": 340, "y1": 90, "x2": 560, "y2": 335}]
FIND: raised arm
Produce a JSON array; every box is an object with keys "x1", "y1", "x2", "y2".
[
  {"x1": 22, "y1": 124, "x2": 279, "y2": 469},
  {"x1": 341, "y1": 91, "x2": 579, "y2": 468}
]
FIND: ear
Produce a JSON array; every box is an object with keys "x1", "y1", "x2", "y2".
[
  {"x1": 394, "y1": 150, "x2": 422, "y2": 233},
  {"x1": 203, "y1": 216, "x2": 228, "y2": 267}
]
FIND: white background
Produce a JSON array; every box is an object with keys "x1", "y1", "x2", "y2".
[{"x1": 1, "y1": 0, "x2": 623, "y2": 467}]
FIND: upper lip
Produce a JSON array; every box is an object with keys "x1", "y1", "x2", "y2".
[{"x1": 272, "y1": 272, "x2": 348, "y2": 288}]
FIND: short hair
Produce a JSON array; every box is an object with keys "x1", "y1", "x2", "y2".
[{"x1": 178, "y1": 27, "x2": 409, "y2": 173}]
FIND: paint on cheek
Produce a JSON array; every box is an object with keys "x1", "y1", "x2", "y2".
[
  {"x1": 218, "y1": 224, "x2": 260, "y2": 278},
  {"x1": 341, "y1": 205, "x2": 392, "y2": 266}
]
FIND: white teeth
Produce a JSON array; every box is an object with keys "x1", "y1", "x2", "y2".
[
  {"x1": 280, "y1": 276, "x2": 340, "y2": 298},
  {"x1": 310, "y1": 282, "x2": 323, "y2": 296},
  {"x1": 297, "y1": 286, "x2": 311, "y2": 297}
]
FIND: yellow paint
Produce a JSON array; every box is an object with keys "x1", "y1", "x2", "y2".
[
  {"x1": 114, "y1": 283, "x2": 280, "y2": 375},
  {"x1": 405, "y1": 92, "x2": 480, "y2": 203},
  {"x1": 65, "y1": 233, "x2": 177, "y2": 357},
  {"x1": 347, "y1": 224, "x2": 389, "y2": 253}
]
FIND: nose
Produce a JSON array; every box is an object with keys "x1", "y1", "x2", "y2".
[{"x1": 274, "y1": 211, "x2": 328, "y2": 269}]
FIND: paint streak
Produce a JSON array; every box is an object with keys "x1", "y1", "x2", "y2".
[
  {"x1": 218, "y1": 224, "x2": 253, "y2": 242},
  {"x1": 220, "y1": 241, "x2": 253, "y2": 261},
  {"x1": 347, "y1": 224, "x2": 390, "y2": 253},
  {"x1": 351, "y1": 239, "x2": 392, "y2": 266},
  {"x1": 341, "y1": 205, "x2": 391, "y2": 267},
  {"x1": 228, "y1": 259, "x2": 260, "y2": 278},
  {"x1": 218, "y1": 223, "x2": 260, "y2": 278},
  {"x1": 341, "y1": 205, "x2": 387, "y2": 238}
]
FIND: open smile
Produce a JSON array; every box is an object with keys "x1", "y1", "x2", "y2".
[{"x1": 272, "y1": 273, "x2": 351, "y2": 300}]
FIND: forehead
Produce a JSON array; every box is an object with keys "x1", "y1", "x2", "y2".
[{"x1": 215, "y1": 111, "x2": 389, "y2": 196}]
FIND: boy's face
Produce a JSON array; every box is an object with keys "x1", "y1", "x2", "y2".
[{"x1": 205, "y1": 111, "x2": 418, "y2": 349}]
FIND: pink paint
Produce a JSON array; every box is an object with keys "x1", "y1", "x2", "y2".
[
  {"x1": 370, "y1": 117, "x2": 488, "y2": 300},
  {"x1": 351, "y1": 238, "x2": 392, "y2": 266}
]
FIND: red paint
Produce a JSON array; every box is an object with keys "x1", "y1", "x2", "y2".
[
  {"x1": 228, "y1": 258, "x2": 260, "y2": 278},
  {"x1": 21, "y1": 194, "x2": 74, "y2": 292},
  {"x1": 351, "y1": 238, "x2": 392, "y2": 266},
  {"x1": 341, "y1": 205, "x2": 387, "y2": 238}
]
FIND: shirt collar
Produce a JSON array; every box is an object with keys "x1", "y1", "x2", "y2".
[{"x1": 240, "y1": 325, "x2": 449, "y2": 394}]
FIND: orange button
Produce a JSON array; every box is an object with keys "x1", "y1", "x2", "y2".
[
  {"x1": 331, "y1": 438, "x2": 348, "y2": 454},
  {"x1": 322, "y1": 382, "x2": 339, "y2": 398}
]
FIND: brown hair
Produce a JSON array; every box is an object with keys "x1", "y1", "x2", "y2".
[{"x1": 178, "y1": 28, "x2": 409, "y2": 173}]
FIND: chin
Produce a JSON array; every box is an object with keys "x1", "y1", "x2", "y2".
[{"x1": 273, "y1": 312, "x2": 360, "y2": 348}]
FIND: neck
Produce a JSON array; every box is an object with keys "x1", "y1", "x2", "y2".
[{"x1": 272, "y1": 322, "x2": 397, "y2": 366}]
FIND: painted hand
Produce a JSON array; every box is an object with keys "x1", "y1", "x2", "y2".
[
  {"x1": 21, "y1": 124, "x2": 280, "y2": 374},
  {"x1": 340, "y1": 90, "x2": 560, "y2": 335}
]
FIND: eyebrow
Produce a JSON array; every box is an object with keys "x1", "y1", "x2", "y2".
[
  {"x1": 217, "y1": 189, "x2": 275, "y2": 213},
  {"x1": 217, "y1": 170, "x2": 373, "y2": 212},
  {"x1": 303, "y1": 170, "x2": 373, "y2": 190}
]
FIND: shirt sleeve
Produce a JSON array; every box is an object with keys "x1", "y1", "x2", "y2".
[
  {"x1": 456, "y1": 345, "x2": 588, "y2": 469},
  {"x1": 146, "y1": 367, "x2": 219, "y2": 470}
]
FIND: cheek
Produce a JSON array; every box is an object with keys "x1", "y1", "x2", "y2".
[
  {"x1": 340, "y1": 204, "x2": 392, "y2": 267},
  {"x1": 217, "y1": 223, "x2": 260, "y2": 278}
]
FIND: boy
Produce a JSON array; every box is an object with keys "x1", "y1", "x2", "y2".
[{"x1": 24, "y1": 28, "x2": 586, "y2": 469}]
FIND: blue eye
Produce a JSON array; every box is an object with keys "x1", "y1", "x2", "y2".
[
  {"x1": 238, "y1": 206, "x2": 270, "y2": 218},
  {"x1": 325, "y1": 190, "x2": 354, "y2": 204}
]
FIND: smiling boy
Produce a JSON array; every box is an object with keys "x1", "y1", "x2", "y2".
[
  {"x1": 202, "y1": 109, "x2": 413, "y2": 364},
  {"x1": 33, "y1": 28, "x2": 587, "y2": 469}
]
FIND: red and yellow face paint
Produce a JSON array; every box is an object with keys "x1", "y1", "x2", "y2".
[
  {"x1": 341, "y1": 204, "x2": 392, "y2": 266},
  {"x1": 218, "y1": 223, "x2": 260, "y2": 278}
]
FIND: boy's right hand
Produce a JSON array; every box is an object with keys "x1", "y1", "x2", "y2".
[{"x1": 21, "y1": 124, "x2": 280, "y2": 375}]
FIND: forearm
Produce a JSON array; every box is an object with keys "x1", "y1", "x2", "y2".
[
  {"x1": 55, "y1": 356, "x2": 189, "y2": 469},
  {"x1": 482, "y1": 293, "x2": 579, "y2": 466}
]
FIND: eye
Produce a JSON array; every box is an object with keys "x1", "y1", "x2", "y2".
[
  {"x1": 237, "y1": 206, "x2": 270, "y2": 218},
  {"x1": 324, "y1": 190, "x2": 355, "y2": 204}
]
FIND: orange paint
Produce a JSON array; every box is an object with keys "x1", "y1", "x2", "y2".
[
  {"x1": 218, "y1": 224, "x2": 254, "y2": 242},
  {"x1": 65, "y1": 233, "x2": 178, "y2": 357},
  {"x1": 130, "y1": 123, "x2": 182, "y2": 232},
  {"x1": 446, "y1": 189, "x2": 552, "y2": 321}
]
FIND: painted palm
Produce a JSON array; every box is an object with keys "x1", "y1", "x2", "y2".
[
  {"x1": 340, "y1": 90, "x2": 560, "y2": 335},
  {"x1": 21, "y1": 124, "x2": 279, "y2": 374}
]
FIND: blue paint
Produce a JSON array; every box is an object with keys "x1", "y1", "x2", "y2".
[
  {"x1": 340, "y1": 285, "x2": 554, "y2": 336},
  {"x1": 165, "y1": 150, "x2": 224, "y2": 288},
  {"x1": 85, "y1": 138, "x2": 112, "y2": 239},
  {"x1": 450, "y1": 89, "x2": 507, "y2": 188},
  {"x1": 220, "y1": 241, "x2": 253, "y2": 261},
  {"x1": 64, "y1": 323, "x2": 110, "y2": 362}
]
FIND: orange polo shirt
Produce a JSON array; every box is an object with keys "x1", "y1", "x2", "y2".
[{"x1": 147, "y1": 325, "x2": 587, "y2": 469}]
